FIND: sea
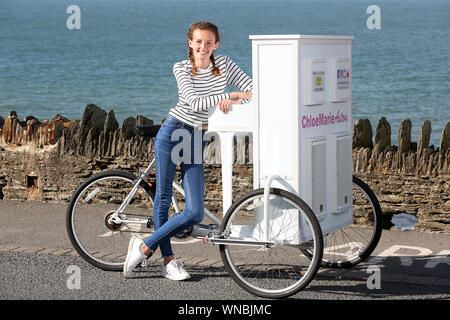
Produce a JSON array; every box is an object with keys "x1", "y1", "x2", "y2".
[{"x1": 0, "y1": 0, "x2": 449, "y2": 146}]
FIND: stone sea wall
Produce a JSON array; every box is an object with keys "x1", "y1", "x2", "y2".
[
  {"x1": 0, "y1": 104, "x2": 449, "y2": 234},
  {"x1": 352, "y1": 117, "x2": 450, "y2": 233}
]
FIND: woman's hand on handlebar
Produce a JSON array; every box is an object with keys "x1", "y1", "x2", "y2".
[
  {"x1": 218, "y1": 92, "x2": 252, "y2": 113},
  {"x1": 239, "y1": 91, "x2": 252, "y2": 100},
  {"x1": 217, "y1": 99, "x2": 233, "y2": 114},
  {"x1": 229, "y1": 91, "x2": 252, "y2": 101}
]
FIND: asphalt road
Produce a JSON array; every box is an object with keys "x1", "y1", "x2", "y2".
[
  {"x1": 0, "y1": 199, "x2": 449, "y2": 304},
  {"x1": 1, "y1": 251, "x2": 449, "y2": 300}
]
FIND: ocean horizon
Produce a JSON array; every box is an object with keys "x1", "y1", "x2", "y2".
[{"x1": 1, "y1": 0, "x2": 449, "y2": 146}]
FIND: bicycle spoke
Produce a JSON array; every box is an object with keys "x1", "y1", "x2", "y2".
[
  {"x1": 319, "y1": 176, "x2": 382, "y2": 267},
  {"x1": 68, "y1": 172, "x2": 154, "y2": 270},
  {"x1": 220, "y1": 188, "x2": 323, "y2": 298}
]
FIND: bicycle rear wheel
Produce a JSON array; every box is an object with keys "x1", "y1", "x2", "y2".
[
  {"x1": 66, "y1": 170, "x2": 155, "y2": 271},
  {"x1": 321, "y1": 175, "x2": 382, "y2": 268},
  {"x1": 302, "y1": 175, "x2": 382, "y2": 268},
  {"x1": 219, "y1": 188, "x2": 323, "y2": 299}
]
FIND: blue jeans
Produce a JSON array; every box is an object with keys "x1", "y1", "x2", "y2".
[{"x1": 143, "y1": 116, "x2": 206, "y2": 257}]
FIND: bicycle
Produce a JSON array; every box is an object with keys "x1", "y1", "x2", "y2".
[{"x1": 66, "y1": 124, "x2": 325, "y2": 299}]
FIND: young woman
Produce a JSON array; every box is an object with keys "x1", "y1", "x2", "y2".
[{"x1": 123, "y1": 21, "x2": 252, "y2": 280}]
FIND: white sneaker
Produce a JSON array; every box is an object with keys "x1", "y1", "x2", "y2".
[
  {"x1": 123, "y1": 237, "x2": 146, "y2": 278},
  {"x1": 162, "y1": 259, "x2": 191, "y2": 281}
]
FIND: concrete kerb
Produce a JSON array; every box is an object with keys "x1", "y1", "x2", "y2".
[{"x1": 1, "y1": 243, "x2": 449, "y2": 288}]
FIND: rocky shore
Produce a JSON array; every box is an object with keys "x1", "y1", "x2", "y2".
[{"x1": 0, "y1": 104, "x2": 449, "y2": 234}]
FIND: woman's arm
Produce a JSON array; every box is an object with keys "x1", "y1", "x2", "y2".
[
  {"x1": 225, "y1": 57, "x2": 253, "y2": 103},
  {"x1": 173, "y1": 64, "x2": 231, "y2": 112},
  {"x1": 217, "y1": 57, "x2": 253, "y2": 113}
]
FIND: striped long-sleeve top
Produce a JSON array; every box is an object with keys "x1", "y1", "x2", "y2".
[{"x1": 168, "y1": 55, "x2": 253, "y2": 127}]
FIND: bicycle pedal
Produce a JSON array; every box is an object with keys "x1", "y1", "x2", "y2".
[
  {"x1": 139, "y1": 259, "x2": 148, "y2": 268},
  {"x1": 147, "y1": 217, "x2": 154, "y2": 229}
]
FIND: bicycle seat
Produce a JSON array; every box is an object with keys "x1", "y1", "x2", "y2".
[{"x1": 135, "y1": 124, "x2": 161, "y2": 138}]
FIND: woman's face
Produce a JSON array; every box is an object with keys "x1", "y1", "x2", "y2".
[{"x1": 188, "y1": 29, "x2": 219, "y2": 66}]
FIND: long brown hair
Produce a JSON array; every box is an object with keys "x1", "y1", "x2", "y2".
[{"x1": 187, "y1": 21, "x2": 221, "y2": 77}]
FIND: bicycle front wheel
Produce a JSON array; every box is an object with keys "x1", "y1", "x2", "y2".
[
  {"x1": 219, "y1": 188, "x2": 323, "y2": 299},
  {"x1": 66, "y1": 170, "x2": 155, "y2": 271}
]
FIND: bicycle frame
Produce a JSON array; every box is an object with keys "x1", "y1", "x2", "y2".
[{"x1": 108, "y1": 154, "x2": 222, "y2": 239}]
